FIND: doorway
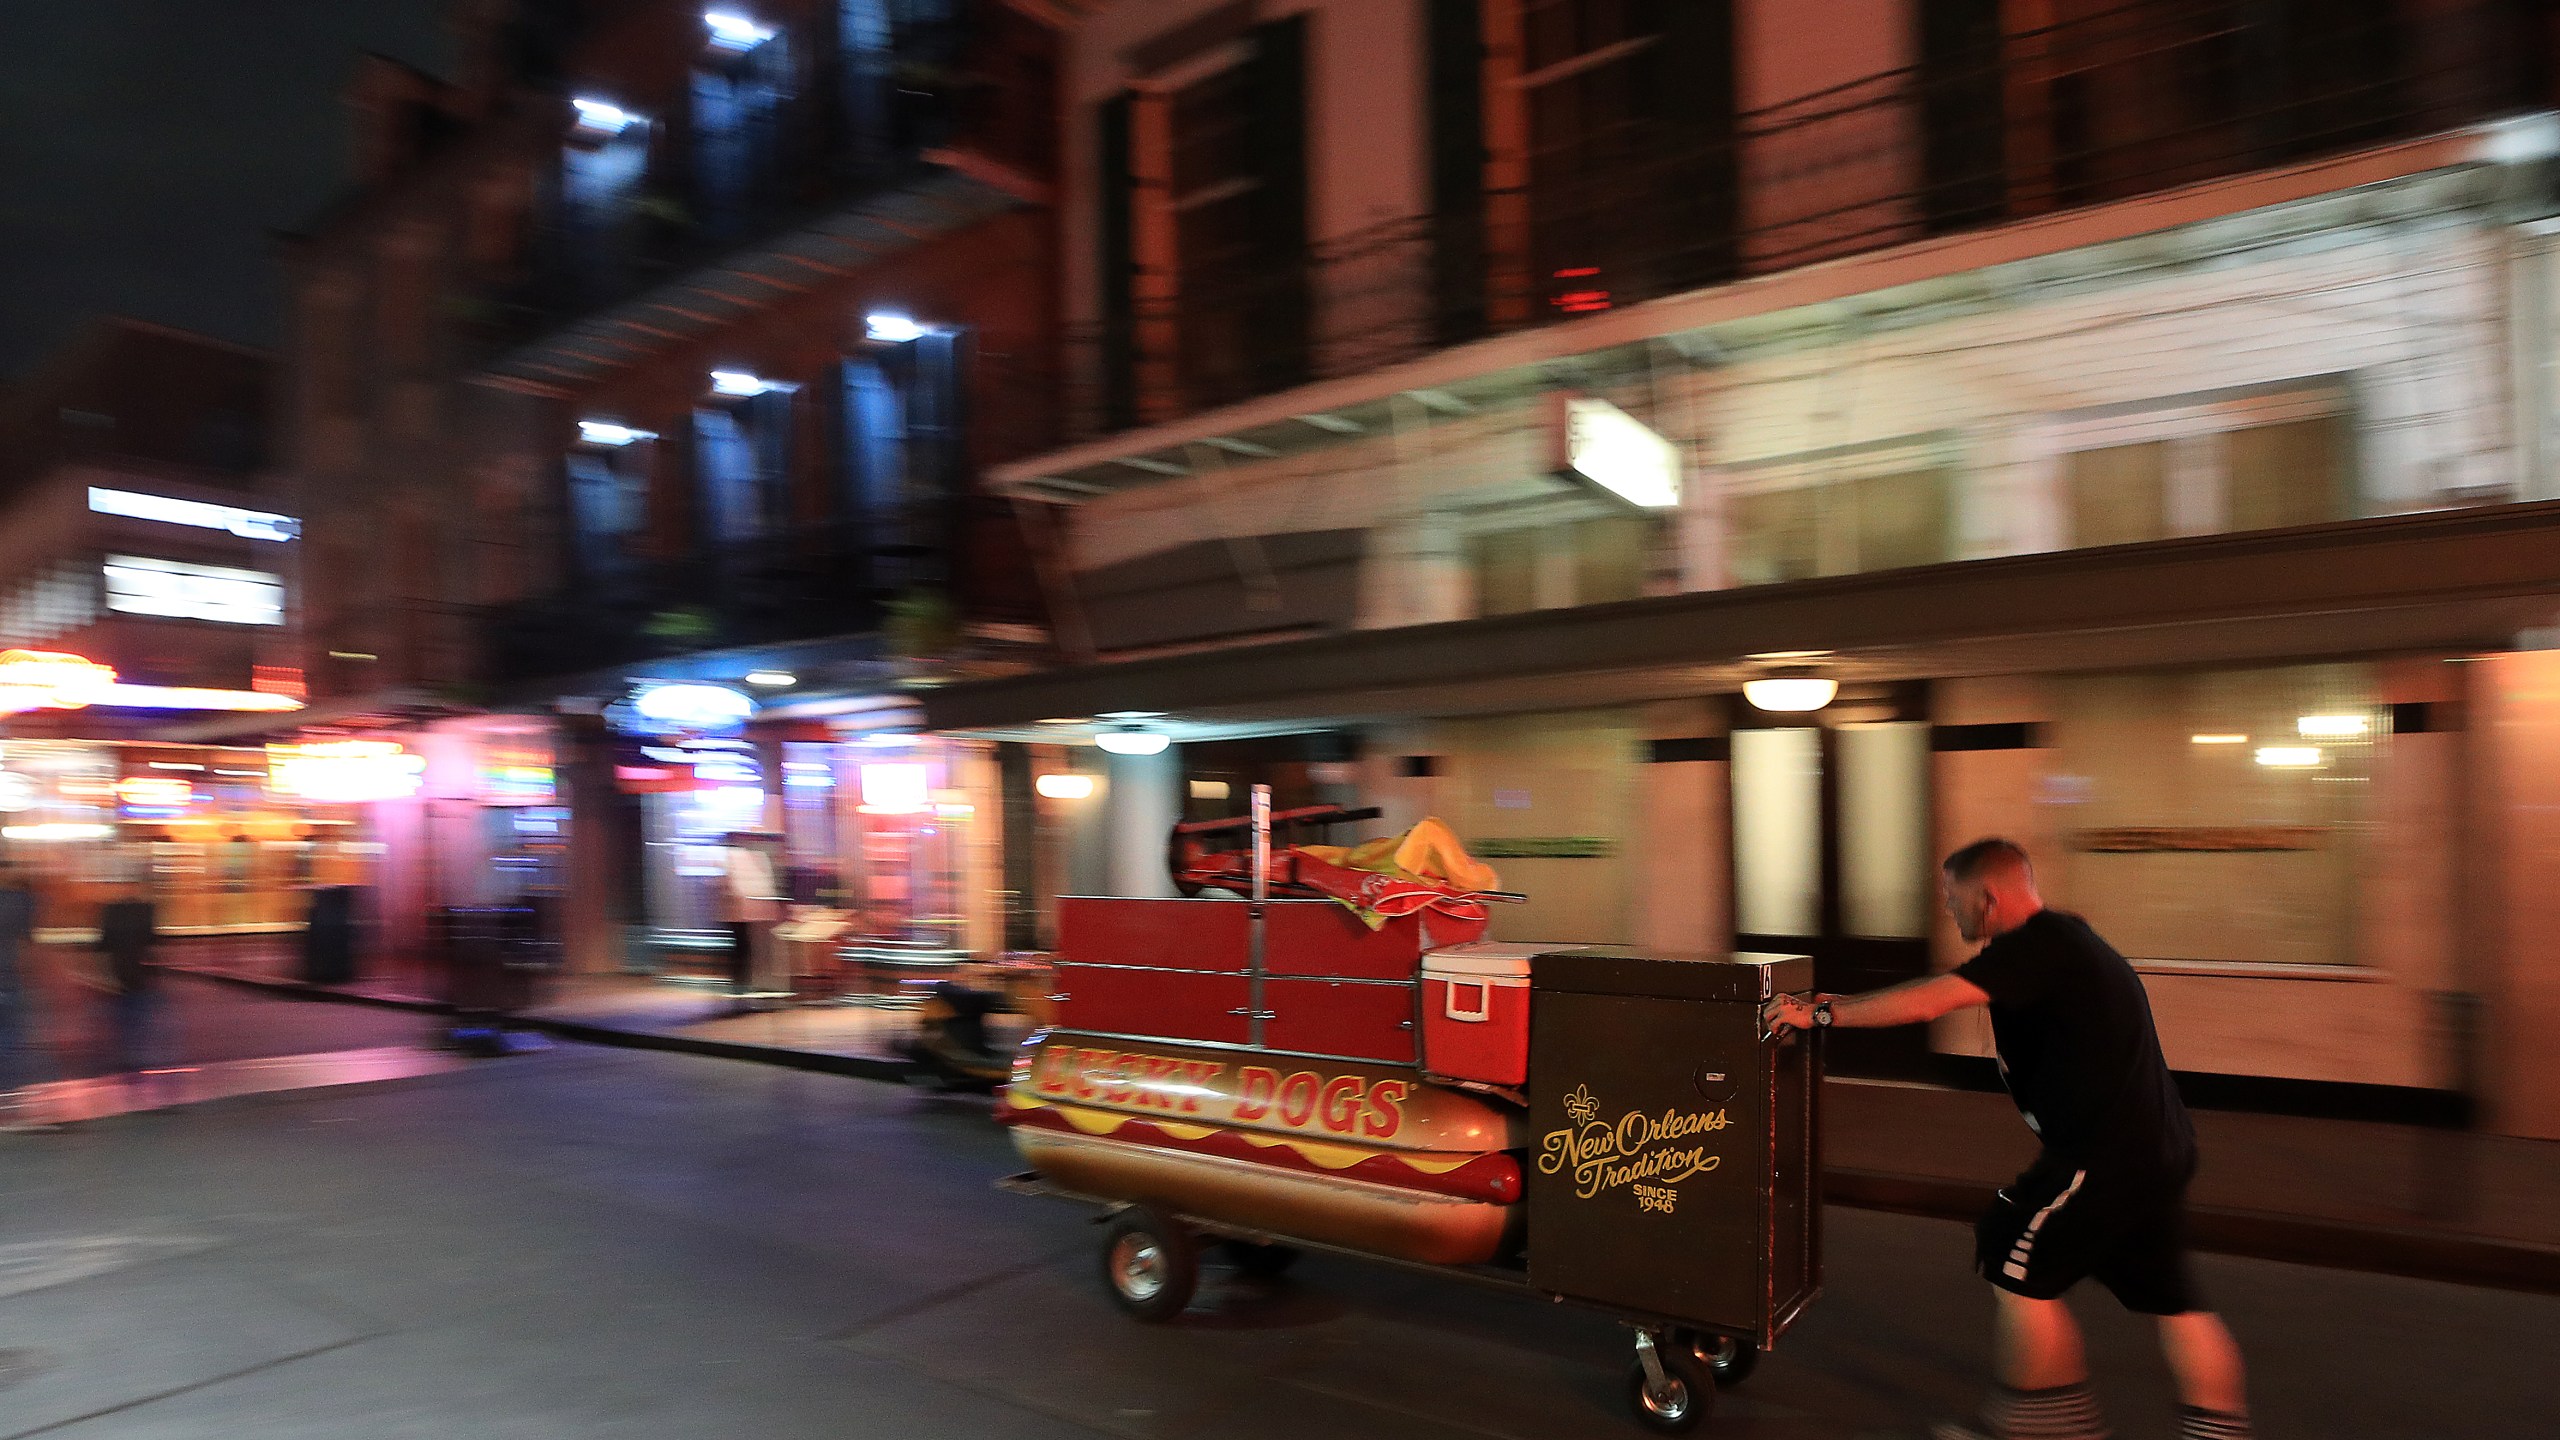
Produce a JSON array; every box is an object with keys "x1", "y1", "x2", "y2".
[{"x1": 1730, "y1": 686, "x2": 1935, "y2": 1076}]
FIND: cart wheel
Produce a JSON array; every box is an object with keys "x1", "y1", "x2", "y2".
[
  {"x1": 1626, "y1": 1342, "x2": 1712, "y2": 1433},
  {"x1": 1101, "y1": 1207, "x2": 1197, "y2": 1322},
  {"x1": 1676, "y1": 1329, "x2": 1758, "y2": 1386},
  {"x1": 1222, "y1": 1240, "x2": 1300, "y2": 1279}
]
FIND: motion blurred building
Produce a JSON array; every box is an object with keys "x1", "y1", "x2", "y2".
[
  {"x1": 264, "y1": 0, "x2": 1065, "y2": 973},
  {"x1": 0, "y1": 320, "x2": 369, "y2": 938},
  {"x1": 913, "y1": 0, "x2": 2560, "y2": 1140}
]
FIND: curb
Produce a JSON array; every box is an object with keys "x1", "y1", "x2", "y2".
[
  {"x1": 168, "y1": 966, "x2": 911, "y2": 1083},
  {"x1": 1824, "y1": 1167, "x2": 2560, "y2": 1296},
  {"x1": 178, "y1": 966, "x2": 2559, "y2": 1295}
]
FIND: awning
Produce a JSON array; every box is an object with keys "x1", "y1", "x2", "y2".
[
  {"x1": 919, "y1": 500, "x2": 2560, "y2": 736},
  {"x1": 145, "y1": 687, "x2": 465, "y2": 746}
]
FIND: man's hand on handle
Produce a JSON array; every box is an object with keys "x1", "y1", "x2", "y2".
[{"x1": 1762, "y1": 993, "x2": 1828, "y2": 1036}]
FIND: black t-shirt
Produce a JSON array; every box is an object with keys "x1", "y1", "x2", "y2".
[{"x1": 1955, "y1": 909, "x2": 2195, "y2": 1176}]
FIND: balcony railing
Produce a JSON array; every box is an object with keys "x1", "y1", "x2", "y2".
[
  {"x1": 463, "y1": 0, "x2": 1057, "y2": 361},
  {"x1": 1063, "y1": 0, "x2": 2547, "y2": 442}
]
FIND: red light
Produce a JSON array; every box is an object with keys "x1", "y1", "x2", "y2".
[{"x1": 253, "y1": 665, "x2": 307, "y2": 700}]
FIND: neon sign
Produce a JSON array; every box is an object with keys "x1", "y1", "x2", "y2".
[
  {"x1": 0, "y1": 649, "x2": 117, "y2": 714},
  {"x1": 267, "y1": 740, "x2": 426, "y2": 803},
  {"x1": 631, "y1": 682, "x2": 754, "y2": 733}
]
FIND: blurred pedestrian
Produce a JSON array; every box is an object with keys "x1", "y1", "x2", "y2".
[
  {"x1": 0, "y1": 859, "x2": 48, "y2": 1131},
  {"x1": 95, "y1": 874, "x2": 164, "y2": 1079},
  {"x1": 1766, "y1": 838, "x2": 2251, "y2": 1440},
  {"x1": 719, "y1": 832, "x2": 783, "y2": 1006}
]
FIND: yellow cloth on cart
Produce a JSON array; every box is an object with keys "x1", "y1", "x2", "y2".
[{"x1": 1297, "y1": 816, "x2": 1498, "y2": 895}]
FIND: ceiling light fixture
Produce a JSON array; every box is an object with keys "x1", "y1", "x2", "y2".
[
  {"x1": 579, "y1": 421, "x2": 657, "y2": 446},
  {"x1": 2296, "y1": 714, "x2": 2370, "y2": 739},
  {"x1": 1095, "y1": 729, "x2": 1170, "y2": 756},
  {"x1": 703, "y1": 11, "x2": 774, "y2": 49},
  {"x1": 571, "y1": 97, "x2": 641, "y2": 134},
  {"x1": 1742, "y1": 673, "x2": 1837, "y2": 713},
  {"x1": 2254, "y1": 745, "x2": 2323, "y2": 769},
  {"x1": 864, "y1": 313, "x2": 927, "y2": 343}
]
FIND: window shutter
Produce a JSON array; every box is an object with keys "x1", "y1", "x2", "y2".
[
  {"x1": 1246, "y1": 15, "x2": 1311, "y2": 390},
  {"x1": 1096, "y1": 92, "x2": 1136, "y2": 431},
  {"x1": 1427, "y1": 0, "x2": 1488, "y2": 345}
]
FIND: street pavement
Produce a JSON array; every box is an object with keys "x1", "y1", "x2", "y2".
[{"x1": 4, "y1": 1007, "x2": 2556, "y2": 1440}]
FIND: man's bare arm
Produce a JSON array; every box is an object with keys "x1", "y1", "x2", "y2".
[{"x1": 1763, "y1": 972, "x2": 1991, "y2": 1033}]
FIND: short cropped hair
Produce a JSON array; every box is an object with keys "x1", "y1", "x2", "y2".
[{"x1": 1943, "y1": 837, "x2": 2033, "y2": 886}]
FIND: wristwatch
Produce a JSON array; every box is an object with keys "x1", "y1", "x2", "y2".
[{"x1": 1812, "y1": 1000, "x2": 1836, "y2": 1029}]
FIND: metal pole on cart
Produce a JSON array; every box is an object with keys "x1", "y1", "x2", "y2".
[{"x1": 1247, "y1": 783, "x2": 1270, "y2": 1048}]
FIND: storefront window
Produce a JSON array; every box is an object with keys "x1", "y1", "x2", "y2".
[
  {"x1": 0, "y1": 740, "x2": 383, "y2": 935},
  {"x1": 2047, "y1": 663, "x2": 2380, "y2": 967}
]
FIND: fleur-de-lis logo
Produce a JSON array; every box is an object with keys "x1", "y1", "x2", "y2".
[{"x1": 1563, "y1": 1085, "x2": 1599, "y2": 1125}]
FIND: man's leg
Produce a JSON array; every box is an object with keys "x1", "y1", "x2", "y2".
[
  {"x1": 1942, "y1": 1169, "x2": 2112, "y2": 1440},
  {"x1": 1993, "y1": 1287, "x2": 2088, "y2": 1389},
  {"x1": 2159, "y1": 1311, "x2": 2249, "y2": 1436}
]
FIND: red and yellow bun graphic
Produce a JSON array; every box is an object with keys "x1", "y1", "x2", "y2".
[
  {"x1": 1002, "y1": 1032, "x2": 1527, "y2": 1266},
  {"x1": 1001, "y1": 1089, "x2": 1522, "y2": 1203}
]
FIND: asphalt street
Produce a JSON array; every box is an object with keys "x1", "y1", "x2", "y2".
[{"x1": 2, "y1": 1037, "x2": 2553, "y2": 1439}]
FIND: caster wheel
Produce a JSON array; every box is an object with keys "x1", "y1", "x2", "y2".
[
  {"x1": 1675, "y1": 1328, "x2": 1758, "y2": 1386},
  {"x1": 1626, "y1": 1344, "x2": 1712, "y2": 1433},
  {"x1": 1101, "y1": 1206, "x2": 1197, "y2": 1322},
  {"x1": 1222, "y1": 1240, "x2": 1300, "y2": 1279}
]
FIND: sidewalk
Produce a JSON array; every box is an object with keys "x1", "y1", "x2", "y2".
[{"x1": 168, "y1": 949, "x2": 2560, "y2": 1293}]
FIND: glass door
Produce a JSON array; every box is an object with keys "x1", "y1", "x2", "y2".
[{"x1": 1732, "y1": 699, "x2": 1936, "y2": 1076}]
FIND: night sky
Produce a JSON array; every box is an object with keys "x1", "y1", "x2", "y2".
[{"x1": 0, "y1": 1, "x2": 455, "y2": 378}]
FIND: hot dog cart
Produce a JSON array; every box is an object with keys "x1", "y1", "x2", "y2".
[{"x1": 998, "y1": 790, "x2": 1820, "y2": 1433}]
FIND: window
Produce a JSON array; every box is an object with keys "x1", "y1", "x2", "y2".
[
  {"x1": 1519, "y1": 0, "x2": 1736, "y2": 311},
  {"x1": 693, "y1": 22, "x2": 793, "y2": 239},
  {"x1": 2047, "y1": 664, "x2": 2382, "y2": 967},
  {"x1": 1727, "y1": 463, "x2": 1956, "y2": 585},
  {"x1": 2052, "y1": 386, "x2": 2352, "y2": 546},
  {"x1": 837, "y1": 329, "x2": 962, "y2": 589},
  {"x1": 2065, "y1": 440, "x2": 2169, "y2": 548},
  {"x1": 695, "y1": 392, "x2": 794, "y2": 546},
  {"x1": 1162, "y1": 17, "x2": 1308, "y2": 411},
  {"x1": 567, "y1": 443, "x2": 652, "y2": 578},
  {"x1": 1467, "y1": 515, "x2": 1654, "y2": 616},
  {"x1": 2226, "y1": 415, "x2": 2349, "y2": 531}
]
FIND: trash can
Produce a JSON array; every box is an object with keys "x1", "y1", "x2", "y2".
[
  {"x1": 300, "y1": 884, "x2": 359, "y2": 985},
  {"x1": 1525, "y1": 949, "x2": 1820, "y2": 1345}
]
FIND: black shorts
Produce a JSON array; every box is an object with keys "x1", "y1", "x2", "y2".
[{"x1": 1974, "y1": 1156, "x2": 2199, "y2": 1314}]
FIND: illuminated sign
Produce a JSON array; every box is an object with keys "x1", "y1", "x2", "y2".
[
  {"x1": 93, "y1": 685, "x2": 300, "y2": 713},
  {"x1": 858, "y1": 762, "x2": 929, "y2": 813},
  {"x1": 631, "y1": 682, "x2": 754, "y2": 733},
  {"x1": 88, "y1": 488, "x2": 299, "y2": 541},
  {"x1": 267, "y1": 741, "x2": 426, "y2": 803},
  {"x1": 1554, "y1": 395, "x2": 1681, "y2": 510},
  {"x1": 116, "y1": 776, "x2": 194, "y2": 811},
  {"x1": 103, "y1": 556, "x2": 285, "y2": 626},
  {"x1": 0, "y1": 649, "x2": 118, "y2": 714}
]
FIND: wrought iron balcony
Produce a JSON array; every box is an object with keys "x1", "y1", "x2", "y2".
[{"x1": 1062, "y1": 0, "x2": 2549, "y2": 443}]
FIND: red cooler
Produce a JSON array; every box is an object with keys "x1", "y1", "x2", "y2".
[{"x1": 1420, "y1": 943, "x2": 1537, "y2": 1084}]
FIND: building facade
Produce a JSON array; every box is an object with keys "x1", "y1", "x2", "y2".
[
  {"x1": 276, "y1": 0, "x2": 1067, "y2": 974},
  {"x1": 920, "y1": 0, "x2": 2560, "y2": 1139},
  {"x1": 0, "y1": 320, "x2": 373, "y2": 940}
]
